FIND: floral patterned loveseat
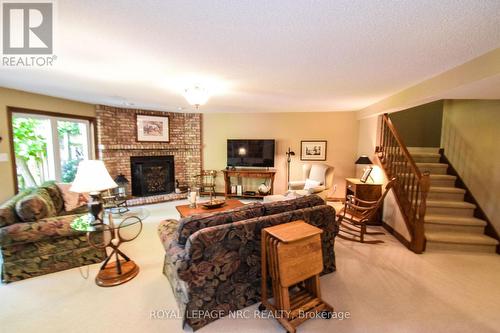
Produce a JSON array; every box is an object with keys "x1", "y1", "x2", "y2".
[
  {"x1": 0, "y1": 182, "x2": 105, "y2": 283},
  {"x1": 158, "y1": 195, "x2": 338, "y2": 330}
]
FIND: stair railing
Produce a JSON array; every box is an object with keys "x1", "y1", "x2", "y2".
[{"x1": 377, "y1": 114, "x2": 430, "y2": 253}]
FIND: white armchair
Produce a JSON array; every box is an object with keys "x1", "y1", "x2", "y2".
[{"x1": 288, "y1": 163, "x2": 334, "y2": 199}]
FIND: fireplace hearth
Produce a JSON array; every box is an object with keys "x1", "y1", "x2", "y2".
[{"x1": 130, "y1": 156, "x2": 175, "y2": 197}]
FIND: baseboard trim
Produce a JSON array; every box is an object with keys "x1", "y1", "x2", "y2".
[{"x1": 381, "y1": 221, "x2": 412, "y2": 250}]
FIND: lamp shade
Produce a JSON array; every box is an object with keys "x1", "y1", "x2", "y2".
[
  {"x1": 355, "y1": 155, "x2": 373, "y2": 165},
  {"x1": 184, "y1": 85, "x2": 209, "y2": 107},
  {"x1": 70, "y1": 160, "x2": 117, "y2": 193}
]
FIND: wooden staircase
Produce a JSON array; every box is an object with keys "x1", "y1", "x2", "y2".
[
  {"x1": 377, "y1": 114, "x2": 499, "y2": 254},
  {"x1": 408, "y1": 147, "x2": 498, "y2": 253}
]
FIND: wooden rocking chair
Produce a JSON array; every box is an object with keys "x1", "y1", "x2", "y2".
[{"x1": 337, "y1": 178, "x2": 396, "y2": 244}]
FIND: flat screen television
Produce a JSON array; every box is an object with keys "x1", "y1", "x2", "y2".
[{"x1": 227, "y1": 139, "x2": 275, "y2": 167}]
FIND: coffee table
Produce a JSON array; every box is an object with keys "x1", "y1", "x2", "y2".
[{"x1": 176, "y1": 199, "x2": 244, "y2": 218}]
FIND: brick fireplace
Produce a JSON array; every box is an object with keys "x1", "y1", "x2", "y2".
[{"x1": 96, "y1": 105, "x2": 202, "y2": 200}]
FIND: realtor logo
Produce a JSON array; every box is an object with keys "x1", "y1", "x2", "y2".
[{"x1": 2, "y1": 2, "x2": 53, "y2": 54}]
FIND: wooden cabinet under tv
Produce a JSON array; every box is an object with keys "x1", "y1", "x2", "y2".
[{"x1": 222, "y1": 169, "x2": 276, "y2": 199}]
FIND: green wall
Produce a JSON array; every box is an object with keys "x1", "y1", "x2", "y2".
[
  {"x1": 441, "y1": 100, "x2": 500, "y2": 234},
  {"x1": 389, "y1": 100, "x2": 444, "y2": 147}
]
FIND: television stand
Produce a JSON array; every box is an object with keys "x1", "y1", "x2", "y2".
[{"x1": 222, "y1": 169, "x2": 277, "y2": 199}]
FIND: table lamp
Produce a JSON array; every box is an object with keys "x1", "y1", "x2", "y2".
[
  {"x1": 238, "y1": 147, "x2": 247, "y2": 166},
  {"x1": 70, "y1": 160, "x2": 117, "y2": 225},
  {"x1": 355, "y1": 155, "x2": 374, "y2": 183}
]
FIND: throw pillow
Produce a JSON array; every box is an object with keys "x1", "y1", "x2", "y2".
[
  {"x1": 15, "y1": 188, "x2": 57, "y2": 222},
  {"x1": 303, "y1": 178, "x2": 320, "y2": 190},
  {"x1": 41, "y1": 181, "x2": 64, "y2": 213},
  {"x1": 0, "y1": 189, "x2": 33, "y2": 227},
  {"x1": 309, "y1": 164, "x2": 329, "y2": 185},
  {"x1": 56, "y1": 183, "x2": 89, "y2": 212}
]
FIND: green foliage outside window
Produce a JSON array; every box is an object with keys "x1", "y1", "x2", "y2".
[
  {"x1": 13, "y1": 118, "x2": 47, "y2": 189},
  {"x1": 13, "y1": 118, "x2": 84, "y2": 188},
  {"x1": 58, "y1": 121, "x2": 83, "y2": 182},
  {"x1": 62, "y1": 159, "x2": 80, "y2": 183}
]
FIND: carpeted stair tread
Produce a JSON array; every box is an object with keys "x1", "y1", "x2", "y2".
[
  {"x1": 398, "y1": 173, "x2": 456, "y2": 180},
  {"x1": 415, "y1": 162, "x2": 448, "y2": 168},
  {"x1": 428, "y1": 187, "x2": 465, "y2": 194},
  {"x1": 426, "y1": 200, "x2": 476, "y2": 209},
  {"x1": 393, "y1": 162, "x2": 447, "y2": 168},
  {"x1": 429, "y1": 174, "x2": 456, "y2": 180},
  {"x1": 406, "y1": 186, "x2": 465, "y2": 194},
  {"x1": 399, "y1": 173, "x2": 456, "y2": 180},
  {"x1": 407, "y1": 147, "x2": 441, "y2": 154},
  {"x1": 425, "y1": 231, "x2": 499, "y2": 245},
  {"x1": 403, "y1": 147, "x2": 497, "y2": 253},
  {"x1": 425, "y1": 215, "x2": 487, "y2": 227},
  {"x1": 410, "y1": 152, "x2": 441, "y2": 158},
  {"x1": 416, "y1": 163, "x2": 449, "y2": 174}
]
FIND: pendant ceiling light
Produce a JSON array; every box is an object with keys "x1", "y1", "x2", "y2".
[{"x1": 184, "y1": 85, "x2": 210, "y2": 109}]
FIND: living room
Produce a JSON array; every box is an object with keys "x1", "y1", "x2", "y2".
[{"x1": 1, "y1": 1, "x2": 500, "y2": 333}]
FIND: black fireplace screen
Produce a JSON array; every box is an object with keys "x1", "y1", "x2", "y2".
[{"x1": 130, "y1": 156, "x2": 174, "y2": 197}]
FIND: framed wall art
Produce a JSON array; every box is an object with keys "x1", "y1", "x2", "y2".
[
  {"x1": 136, "y1": 115, "x2": 169, "y2": 142},
  {"x1": 300, "y1": 140, "x2": 327, "y2": 161},
  {"x1": 360, "y1": 166, "x2": 373, "y2": 183}
]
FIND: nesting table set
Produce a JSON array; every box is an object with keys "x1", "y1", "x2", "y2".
[{"x1": 260, "y1": 220, "x2": 334, "y2": 333}]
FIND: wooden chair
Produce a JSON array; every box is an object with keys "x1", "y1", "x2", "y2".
[
  {"x1": 337, "y1": 178, "x2": 396, "y2": 244},
  {"x1": 194, "y1": 170, "x2": 217, "y2": 196},
  {"x1": 102, "y1": 189, "x2": 129, "y2": 214}
]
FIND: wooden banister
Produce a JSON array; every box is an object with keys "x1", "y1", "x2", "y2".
[
  {"x1": 377, "y1": 114, "x2": 430, "y2": 253},
  {"x1": 381, "y1": 116, "x2": 423, "y2": 178}
]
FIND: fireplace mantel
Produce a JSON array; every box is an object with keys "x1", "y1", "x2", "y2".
[{"x1": 98, "y1": 144, "x2": 200, "y2": 151}]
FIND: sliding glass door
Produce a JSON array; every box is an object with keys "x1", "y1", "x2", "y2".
[
  {"x1": 56, "y1": 120, "x2": 91, "y2": 182},
  {"x1": 12, "y1": 112, "x2": 93, "y2": 190}
]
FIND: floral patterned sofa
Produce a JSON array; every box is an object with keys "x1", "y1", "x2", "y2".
[
  {"x1": 158, "y1": 195, "x2": 338, "y2": 330},
  {"x1": 0, "y1": 182, "x2": 105, "y2": 283}
]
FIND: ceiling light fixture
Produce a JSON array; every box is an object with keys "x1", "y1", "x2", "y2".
[{"x1": 183, "y1": 85, "x2": 210, "y2": 109}]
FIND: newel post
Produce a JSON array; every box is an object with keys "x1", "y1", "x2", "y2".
[{"x1": 413, "y1": 172, "x2": 430, "y2": 254}]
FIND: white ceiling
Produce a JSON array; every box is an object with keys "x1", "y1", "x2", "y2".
[{"x1": 1, "y1": 0, "x2": 500, "y2": 113}]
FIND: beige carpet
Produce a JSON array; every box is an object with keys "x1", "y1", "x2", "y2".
[{"x1": 1, "y1": 199, "x2": 500, "y2": 333}]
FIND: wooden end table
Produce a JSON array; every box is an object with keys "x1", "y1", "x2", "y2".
[
  {"x1": 176, "y1": 199, "x2": 245, "y2": 218},
  {"x1": 345, "y1": 178, "x2": 383, "y2": 225}
]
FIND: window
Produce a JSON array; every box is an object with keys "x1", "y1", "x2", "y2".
[{"x1": 10, "y1": 109, "x2": 94, "y2": 191}]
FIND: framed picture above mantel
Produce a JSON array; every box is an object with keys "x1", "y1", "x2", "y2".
[
  {"x1": 136, "y1": 114, "x2": 170, "y2": 142},
  {"x1": 300, "y1": 140, "x2": 327, "y2": 161}
]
